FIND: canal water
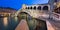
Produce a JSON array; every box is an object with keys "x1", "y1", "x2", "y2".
[
  {"x1": 0, "y1": 16, "x2": 47, "y2": 30},
  {"x1": 0, "y1": 16, "x2": 19, "y2": 30}
]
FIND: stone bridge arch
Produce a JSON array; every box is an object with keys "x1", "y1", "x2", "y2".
[
  {"x1": 17, "y1": 11, "x2": 31, "y2": 17},
  {"x1": 17, "y1": 11, "x2": 47, "y2": 30}
]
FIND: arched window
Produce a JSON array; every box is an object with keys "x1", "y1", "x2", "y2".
[
  {"x1": 26, "y1": 7, "x2": 28, "y2": 9},
  {"x1": 30, "y1": 6, "x2": 32, "y2": 9},
  {"x1": 55, "y1": 0, "x2": 57, "y2": 2},
  {"x1": 37, "y1": 6, "x2": 41, "y2": 10},
  {"x1": 33, "y1": 6, "x2": 36, "y2": 10},
  {"x1": 43, "y1": 6, "x2": 48, "y2": 10},
  {"x1": 28, "y1": 7, "x2": 29, "y2": 9}
]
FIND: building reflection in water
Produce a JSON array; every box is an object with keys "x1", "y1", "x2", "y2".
[
  {"x1": 0, "y1": 16, "x2": 19, "y2": 30},
  {"x1": 14, "y1": 16, "x2": 18, "y2": 22},
  {"x1": 0, "y1": 7, "x2": 18, "y2": 30},
  {"x1": 3, "y1": 17, "x2": 8, "y2": 26}
]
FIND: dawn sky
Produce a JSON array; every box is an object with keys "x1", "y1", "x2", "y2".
[{"x1": 0, "y1": 0, "x2": 49, "y2": 10}]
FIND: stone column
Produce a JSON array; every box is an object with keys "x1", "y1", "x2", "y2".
[{"x1": 48, "y1": 0, "x2": 55, "y2": 19}]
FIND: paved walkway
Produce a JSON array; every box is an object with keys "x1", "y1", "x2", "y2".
[{"x1": 15, "y1": 19, "x2": 29, "y2": 30}]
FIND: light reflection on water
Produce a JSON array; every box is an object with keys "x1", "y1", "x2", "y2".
[
  {"x1": 0, "y1": 16, "x2": 19, "y2": 30},
  {"x1": 3, "y1": 17, "x2": 8, "y2": 27}
]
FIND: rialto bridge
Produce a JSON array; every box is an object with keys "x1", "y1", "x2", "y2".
[
  {"x1": 15, "y1": 0, "x2": 60, "y2": 30},
  {"x1": 14, "y1": 4, "x2": 50, "y2": 30},
  {"x1": 0, "y1": 0, "x2": 60, "y2": 30}
]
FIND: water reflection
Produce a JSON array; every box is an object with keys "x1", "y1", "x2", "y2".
[
  {"x1": 19, "y1": 13, "x2": 47, "y2": 30},
  {"x1": 0, "y1": 18, "x2": 4, "y2": 30},
  {"x1": 3, "y1": 17, "x2": 8, "y2": 26},
  {"x1": 15, "y1": 16, "x2": 18, "y2": 22},
  {"x1": 0, "y1": 16, "x2": 19, "y2": 30}
]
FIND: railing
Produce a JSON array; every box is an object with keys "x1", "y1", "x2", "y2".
[{"x1": 52, "y1": 12, "x2": 60, "y2": 20}]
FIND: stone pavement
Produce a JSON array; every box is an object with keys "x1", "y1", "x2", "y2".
[{"x1": 15, "y1": 19, "x2": 29, "y2": 30}]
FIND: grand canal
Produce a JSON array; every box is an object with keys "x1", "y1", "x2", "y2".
[{"x1": 0, "y1": 14, "x2": 47, "y2": 30}]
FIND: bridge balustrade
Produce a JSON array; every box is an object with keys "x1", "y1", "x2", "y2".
[{"x1": 52, "y1": 12, "x2": 60, "y2": 20}]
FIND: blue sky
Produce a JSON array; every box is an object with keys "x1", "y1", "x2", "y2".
[{"x1": 0, "y1": 0, "x2": 49, "y2": 10}]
